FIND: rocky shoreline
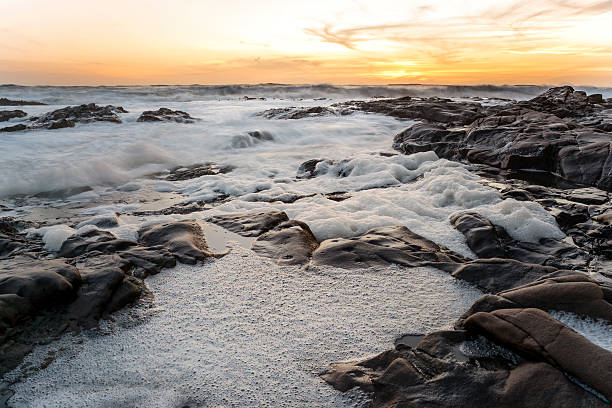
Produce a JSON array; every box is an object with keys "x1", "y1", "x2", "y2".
[{"x1": 0, "y1": 86, "x2": 611, "y2": 406}]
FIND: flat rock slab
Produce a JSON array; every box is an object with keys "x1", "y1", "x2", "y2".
[{"x1": 311, "y1": 225, "x2": 467, "y2": 269}]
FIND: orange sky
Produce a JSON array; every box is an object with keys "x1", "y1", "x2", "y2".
[{"x1": 1, "y1": 0, "x2": 611, "y2": 86}]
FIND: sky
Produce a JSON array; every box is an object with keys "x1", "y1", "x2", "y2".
[{"x1": 1, "y1": 0, "x2": 611, "y2": 86}]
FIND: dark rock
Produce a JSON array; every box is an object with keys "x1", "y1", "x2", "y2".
[
  {"x1": 138, "y1": 221, "x2": 210, "y2": 264},
  {"x1": 163, "y1": 163, "x2": 234, "y2": 181},
  {"x1": 0, "y1": 257, "x2": 81, "y2": 330},
  {"x1": 458, "y1": 272, "x2": 612, "y2": 326},
  {"x1": 230, "y1": 131, "x2": 275, "y2": 148},
  {"x1": 0, "y1": 110, "x2": 26, "y2": 122},
  {"x1": 311, "y1": 225, "x2": 467, "y2": 269},
  {"x1": 393, "y1": 104, "x2": 612, "y2": 190},
  {"x1": 0, "y1": 98, "x2": 45, "y2": 106},
  {"x1": 296, "y1": 159, "x2": 328, "y2": 179},
  {"x1": 207, "y1": 211, "x2": 289, "y2": 237},
  {"x1": 322, "y1": 329, "x2": 606, "y2": 407},
  {"x1": 451, "y1": 259, "x2": 557, "y2": 293},
  {"x1": 137, "y1": 107, "x2": 197, "y2": 123},
  {"x1": 47, "y1": 118, "x2": 75, "y2": 129},
  {"x1": 0, "y1": 124, "x2": 27, "y2": 132},
  {"x1": 133, "y1": 201, "x2": 208, "y2": 216},
  {"x1": 251, "y1": 220, "x2": 318, "y2": 265},
  {"x1": 338, "y1": 96, "x2": 486, "y2": 125},
  {"x1": 517, "y1": 86, "x2": 600, "y2": 118},
  {"x1": 464, "y1": 308, "x2": 612, "y2": 400},
  {"x1": 257, "y1": 106, "x2": 338, "y2": 120},
  {"x1": 450, "y1": 211, "x2": 590, "y2": 270},
  {"x1": 32, "y1": 103, "x2": 127, "y2": 128}
]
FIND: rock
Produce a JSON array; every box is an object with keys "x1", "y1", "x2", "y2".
[
  {"x1": 133, "y1": 201, "x2": 208, "y2": 216},
  {"x1": 230, "y1": 131, "x2": 275, "y2": 148},
  {"x1": 64, "y1": 256, "x2": 138, "y2": 328},
  {"x1": 517, "y1": 86, "x2": 600, "y2": 118},
  {"x1": 449, "y1": 212, "x2": 505, "y2": 258},
  {"x1": 0, "y1": 110, "x2": 27, "y2": 122},
  {"x1": 138, "y1": 220, "x2": 210, "y2": 264},
  {"x1": 47, "y1": 118, "x2": 75, "y2": 129},
  {"x1": 207, "y1": 211, "x2": 290, "y2": 237},
  {"x1": 296, "y1": 159, "x2": 329, "y2": 179},
  {"x1": 339, "y1": 96, "x2": 486, "y2": 125},
  {"x1": 75, "y1": 214, "x2": 120, "y2": 229},
  {"x1": 0, "y1": 257, "x2": 81, "y2": 330},
  {"x1": 458, "y1": 272, "x2": 612, "y2": 325},
  {"x1": 163, "y1": 163, "x2": 234, "y2": 181},
  {"x1": 451, "y1": 259, "x2": 557, "y2": 293},
  {"x1": 450, "y1": 211, "x2": 590, "y2": 269},
  {"x1": 0, "y1": 124, "x2": 27, "y2": 132},
  {"x1": 393, "y1": 101, "x2": 612, "y2": 190},
  {"x1": 311, "y1": 225, "x2": 467, "y2": 269},
  {"x1": 58, "y1": 229, "x2": 176, "y2": 278},
  {"x1": 137, "y1": 108, "x2": 197, "y2": 123},
  {"x1": 31, "y1": 103, "x2": 127, "y2": 129},
  {"x1": 322, "y1": 330, "x2": 606, "y2": 407},
  {"x1": 464, "y1": 308, "x2": 612, "y2": 401},
  {"x1": 251, "y1": 220, "x2": 319, "y2": 265},
  {"x1": 0, "y1": 98, "x2": 45, "y2": 106},
  {"x1": 257, "y1": 106, "x2": 338, "y2": 120}
]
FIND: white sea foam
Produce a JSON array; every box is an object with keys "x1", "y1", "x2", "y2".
[
  {"x1": 6, "y1": 246, "x2": 483, "y2": 407},
  {"x1": 549, "y1": 311, "x2": 612, "y2": 352}
]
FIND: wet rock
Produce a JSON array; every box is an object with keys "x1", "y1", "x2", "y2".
[
  {"x1": 451, "y1": 259, "x2": 557, "y2": 293},
  {"x1": 32, "y1": 103, "x2": 127, "y2": 129},
  {"x1": 394, "y1": 102, "x2": 612, "y2": 190},
  {"x1": 133, "y1": 201, "x2": 208, "y2": 216},
  {"x1": 64, "y1": 256, "x2": 139, "y2": 328},
  {"x1": 296, "y1": 159, "x2": 330, "y2": 179},
  {"x1": 75, "y1": 213, "x2": 120, "y2": 229},
  {"x1": 207, "y1": 211, "x2": 289, "y2": 237},
  {"x1": 464, "y1": 308, "x2": 612, "y2": 400},
  {"x1": 340, "y1": 96, "x2": 487, "y2": 125},
  {"x1": 0, "y1": 98, "x2": 45, "y2": 106},
  {"x1": 138, "y1": 220, "x2": 210, "y2": 264},
  {"x1": 517, "y1": 86, "x2": 602, "y2": 118},
  {"x1": 0, "y1": 110, "x2": 26, "y2": 122},
  {"x1": 323, "y1": 329, "x2": 606, "y2": 407},
  {"x1": 450, "y1": 211, "x2": 590, "y2": 269},
  {"x1": 458, "y1": 271, "x2": 612, "y2": 325},
  {"x1": 163, "y1": 163, "x2": 234, "y2": 181},
  {"x1": 137, "y1": 107, "x2": 197, "y2": 123},
  {"x1": 311, "y1": 225, "x2": 467, "y2": 269},
  {"x1": 257, "y1": 106, "x2": 338, "y2": 120},
  {"x1": 0, "y1": 124, "x2": 27, "y2": 132},
  {"x1": 0, "y1": 257, "x2": 81, "y2": 331},
  {"x1": 251, "y1": 220, "x2": 319, "y2": 265},
  {"x1": 230, "y1": 131, "x2": 275, "y2": 148}
]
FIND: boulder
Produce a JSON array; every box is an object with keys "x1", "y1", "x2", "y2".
[
  {"x1": 311, "y1": 225, "x2": 466, "y2": 269},
  {"x1": 138, "y1": 220, "x2": 210, "y2": 264},
  {"x1": 137, "y1": 107, "x2": 197, "y2": 123},
  {"x1": 0, "y1": 98, "x2": 45, "y2": 106},
  {"x1": 464, "y1": 308, "x2": 612, "y2": 401},
  {"x1": 251, "y1": 220, "x2": 319, "y2": 265}
]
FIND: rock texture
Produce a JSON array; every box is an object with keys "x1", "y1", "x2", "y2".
[
  {"x1": 312, "y1": 225, "x2": 467, "y2": 269},
  {"x1": 0, "y1": 98, "x2": 45, "y2": 106},
  {"x1": 251, "y1": 220, "x2": 318, "y2": 265},
  {"x1": 2, "y1": 104, "x2": 129, "y2": 131},
  {"x1": 137, "y1": 108, "x2": 197, "y2": 123},
  {"x1": 393, "y1": 87, "x2": 612, "y2": 191},
  {"x1": 0, "y1": 110, "x2": 26, "y2": 122}
]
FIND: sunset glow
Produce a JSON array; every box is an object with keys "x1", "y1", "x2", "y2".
[{"x1": 1, "y1": 0, "x2": 611, "y2": 85}]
